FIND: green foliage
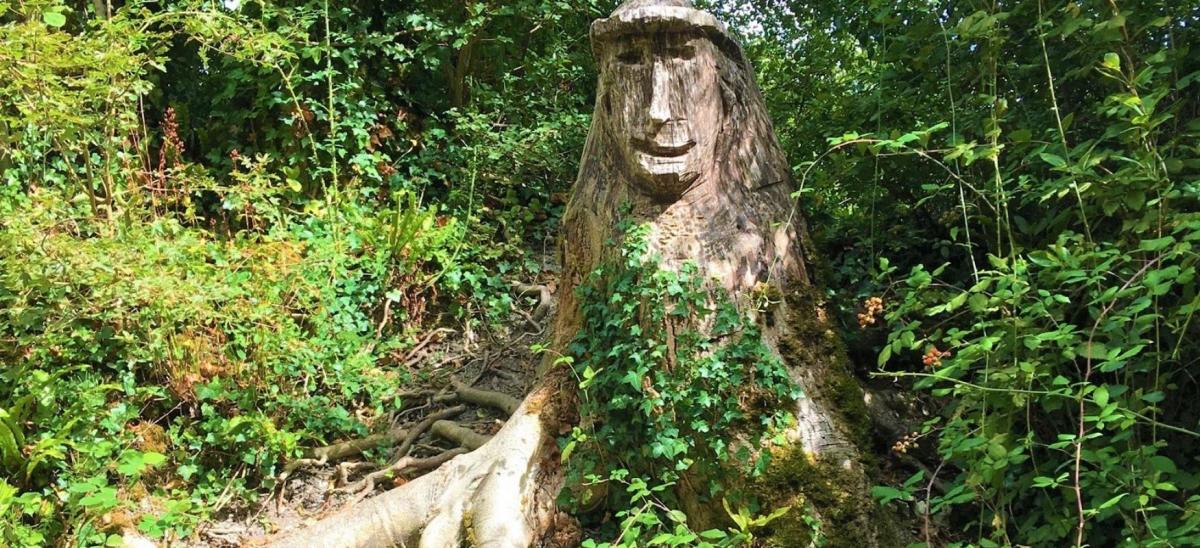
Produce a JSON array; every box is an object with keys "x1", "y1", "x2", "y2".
[
  {"x1": 0, "y1": 0, "x2": 600, "y2": 543},
  {"x1": 562, "y1": 223, "x2": 799, "y2": 546},
  {"x1": 0, "y1": 184, "x2": 458, "y2": 542},
  {"x1": 729, "y1": 0, "x2": 1200, "y2": 545}
]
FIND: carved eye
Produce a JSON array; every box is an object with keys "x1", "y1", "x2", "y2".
[
  {"x1": 667, "y1": 45, "x2": 695, "y2": 61},
  {"x1": 617, "y1": 50, "x2": 642, "y2": 65}
]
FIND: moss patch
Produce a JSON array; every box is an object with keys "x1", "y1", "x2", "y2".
[
  {"x1": 752, "y1": 445, "x2": 907, "y2": 548},
  {"x1": 752, "y1": 447, "x2": 865, "y2": 547},
  {"x1": 749, "y1": 285, "x2": 910, "y2": 546},
  {"x1": 778, "y1": 286, "x2": 874, "y2": 453}
]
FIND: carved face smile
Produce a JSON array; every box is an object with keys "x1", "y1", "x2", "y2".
[{"x1": 603, "y1": 31, "x2": 722, "y2": 200}]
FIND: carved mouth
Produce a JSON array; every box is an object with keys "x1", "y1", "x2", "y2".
[{"x1": 632, "y1": 138, "x2": 695, "y2": 157}]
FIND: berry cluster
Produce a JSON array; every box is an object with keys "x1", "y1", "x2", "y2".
[
  {"x1": 922, "y1": 346, "x2": 951, "y2": 368},
  {"x1": 858, "y1": 296, "x2": 885, "y2": 328},
  {"x1": 892, "y1": 431, "x2": 921, "y2": 455}
]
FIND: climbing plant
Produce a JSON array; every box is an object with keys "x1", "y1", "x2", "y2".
[{"x1": 559, "y1": 221, "x2": 800, "y2": 546}]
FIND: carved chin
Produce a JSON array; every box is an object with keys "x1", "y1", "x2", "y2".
[{"x1": 631, "y1": 153, "x2": 699, "y2": 201}]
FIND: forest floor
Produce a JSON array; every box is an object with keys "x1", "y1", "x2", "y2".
[{"x1": 189, "y1": 287, "x2": 553, "y2": 547}]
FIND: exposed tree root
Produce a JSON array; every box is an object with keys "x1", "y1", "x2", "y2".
[
  {"x1": 512, "y1": 281, "x2": 555, "y2": 322},
  {"x1": 276, "y1": 427, "x2": 408, "y2": 483},
  {"x1": 431, "y1": 420, "x2": 491, "y2": 450},
  {"x1": 339, "y1": 448, "x2": 470, "y2": 501},
  {"x1": 312, "y1": 428, "x2": 407, "y2": 462},
  {"x1": 393, "y1": 405, "x2": 466, "y2": 458},
  {"x1": 452, "y1": 378, "x2": 521, "y2": 416},
  {"x1": 266, "y1": 384, "x2": 566, "y2": 548}
]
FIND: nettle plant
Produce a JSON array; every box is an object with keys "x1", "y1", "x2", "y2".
[{"x1": 559, "y1": 222, "x2": 799, "y2": 547}]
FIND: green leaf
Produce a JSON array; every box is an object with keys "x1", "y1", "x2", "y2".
[
  {"x1": 1139, "y1": 236, "x2": 1174, "y2": 251},
  {"x1": 79, "y1": 487, "x2": 118, "y2": 509},
  {"x1": 1103, "y1": 52, "x2": 1121, "y2": 70},
  {"x1": 870, "y1": 484, "x2": 910, "y2": 505},
  {"x1": 1148, "y1": 456, "x2": 1177, "y2": 474},
  {"x1": 0, "y1": 419, "x2": 21, "y2": 468},
  {"x1": 117, "y1": 451, "x2": 164, "y2": 477},
  {"x1": 1098, "y1": 493, "x2": 1127, "y2": 510},
  {"x1": 877, "y1": 345, "x2": 892, "y2": 367},
  {"x1": 648, "y1": 533, "x2": 674, "y2": 545},
  {"x1": 1039, "y1": 152, "x2": 1067, "y2": 168},
  {"x1": 42, "y1": 10, "x2": 66, "y2": 27},
  {"x1": 142, "y1": 452, "x2": 166, "y2": 467},
  {"x1": 1078, "y1": 342, "x2": 1108, "y2": 361}
]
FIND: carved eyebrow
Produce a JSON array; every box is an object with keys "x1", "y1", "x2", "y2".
[{"x1": 663, "y1": 29, "x2": 705, "y2": 45}]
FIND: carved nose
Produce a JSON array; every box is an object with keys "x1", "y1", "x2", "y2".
[{"x1": 648, "y1": 60, "x2": 672, "y2": 128}]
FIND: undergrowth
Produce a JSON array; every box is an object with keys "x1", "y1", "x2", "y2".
[{"x1": 0, "y1": 0, "x2": 594, "y2": 544}]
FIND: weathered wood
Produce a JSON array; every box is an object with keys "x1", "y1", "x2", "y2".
[{"x1": 555, "y1": 1, "x2": 899, "y2": 542}]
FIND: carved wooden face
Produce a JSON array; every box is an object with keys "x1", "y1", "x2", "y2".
[{"x1": 602, "y1": 31, "x2": 722, "y2": 200}]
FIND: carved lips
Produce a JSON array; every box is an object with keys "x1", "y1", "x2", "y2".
[{"x1": 632, "y1": 135, "x2": 695, "y2": 157}]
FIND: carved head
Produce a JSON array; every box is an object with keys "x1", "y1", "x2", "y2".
[{"x1": 591, "y1": 0, "x2": 743, "y2": 201}]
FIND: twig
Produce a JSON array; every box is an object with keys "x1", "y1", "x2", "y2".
[
  {"x1": 401, "y1": 327, "x2": 455, "y2": 367},
  {"x1": 340, "y1": 448, "x2": 469, "y2": 501},
  {"x1": 337, "y1": 461, "x2": 377, "y2": 486}
]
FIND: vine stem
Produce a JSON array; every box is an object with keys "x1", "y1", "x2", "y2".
[
  {"x1": 1037, "y1": 0, "x2": 1093, "y2": 245},
  {"x1": 1073, "y1": 255, "x2": 1165, "y2": 546},
  {"x1": 768, "y1": 136, "x2": 998, "y2": 294},
  {"x1": 937, "y1": 5, "x2": 978, "y2": 284},
  {"x1": 323, "y1": 0, "x2": 338, "y2": 193}
]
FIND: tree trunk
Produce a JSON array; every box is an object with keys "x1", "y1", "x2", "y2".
[{"x1": 268, "y1": 2, "x2": 904, "y2": 546}]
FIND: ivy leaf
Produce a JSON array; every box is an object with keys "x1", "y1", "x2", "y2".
[
  {"x1": 79, "y1": 487, "x2": 118, "y2": 509},
  {"x1": 117, "y1": 451, "x2": 166, "y2": 477}
]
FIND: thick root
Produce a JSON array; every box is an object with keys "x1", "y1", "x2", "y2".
[
  {"x1": 452, "y1": 378, "x2": 522, "y2": 416},
  {"x1": 267, "y1": 389, "x2": 563, "y2": 548}
]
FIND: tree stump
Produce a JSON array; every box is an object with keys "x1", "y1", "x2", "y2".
[{"x1": 268, "y1": 2, "x2": 902, "y2": 546}]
